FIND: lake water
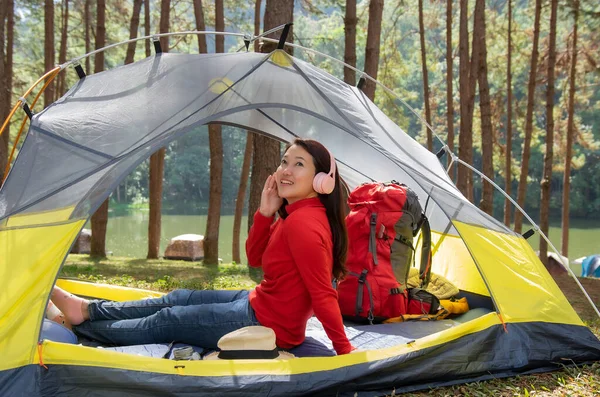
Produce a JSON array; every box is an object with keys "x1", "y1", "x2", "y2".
[
  {"x1": 98, "y1": 211, "x2": 599, "y2": 274},
  {"x1": 97, "y1": 211, "x2": 250, "y2": 264}
]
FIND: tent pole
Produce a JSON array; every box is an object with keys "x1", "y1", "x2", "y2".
[
  {"x1": 454, "y1": 157, "x2": 600, "y2": 321},
  {"x1": 57, "y1": 31, "x2": 448, "y2": 154},
  {"x1": 258, "y1": 37, "x2": 446, "y2": 149},
  {"x1": 0, "y1": 66, "x2": 60, "y2": 139},
  {"x1": 3, "y1": 30, "x2": 597, "y2": 322},
  {"x1": 1, "y1": 67, "x2": 61, "y2": 183},
  {"x1": 62, "y1": 31, "x2": 248, "y2": 69}
]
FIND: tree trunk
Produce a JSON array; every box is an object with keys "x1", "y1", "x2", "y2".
[
  {"x1": 6, "y1": 0, "x2": 12, "y2": 144},
  {"x1": 124, "y1": 0, "x2": 143, "y2": 65},
  {"x1": 248, "y1": 0, "x2": 292, "y2": 231},
  {"x1": 418, "y1": 0, "x2": 433, "y2": 151},
  {"x1": 362, "y1": 0, "x2": 383, "y2": 101},
  {"x1": 253, "y1": 0, "x2": 261, "y2": 52},
  {"x1": 44, "y1": 0, "x2": 55, "y2": 108},
  {"x1": 147, "y1": 0, "x2": 170, "y2": 259},
  {"x1": 504, "y1": 0, "x2": 513, "y2": 227},
  {"x1": 232, "y1": 0, "x2": 260, "y2": 263},
  {"x1": 84, "y1": 0, "x2": 91, "y2": 74},
  {"x1": 144, "y1": 0, "x2": 151, "y2": 57},
  {"x1": 204, "y1": 0, "x2": 225, "y2": 265},
  {"x1": 457, "y1": 0, "x2": 480, "y2": 202},
  {"x1": 445, "y1": 0, "x2": 454, "y2": 175},
  {"x1": 90, "y1": 200, "x2": 109, "y2": 256},
  {"x1": 95, "y1": 0, "x2": 105, "y2": 72},
  {"x1": 158, "y1": 0, "x2": 169, "y2": 52},
  {"x1": 215, "y1": 0, "x2": 224, "y2": 51},
  {"x1": 514, "y1": 0, "x2": 542, "y2": 234},
  {"x1": 56, "y1": 0, "x2": 69, "y2": 97},
  {"x1": 561, "y1": 1, "x2": 579, "y2": 257},
  {"x1": 539, "y1": 0, "x2": 558, "y2": 265},
  {"x1": 0, "y1": 0, "x2": 12, "y2": 181},
  {"x1": 457, "y1": 0, "x2": 469, "y2": 198},
  {"x1": 193, "y1": 0, "x2": 208, "y2": 53},
  {"x1": 90, "y1": 0, "x2": 108, "y2": 258},
  {"x1": 343, "y1": 0, "x2": 357, "y2": 86},
  {"x1": 147, "y1": 148, "x2": 165, "y2": 259},
  {"x1": 477, "y1": 1, "x2": 493, "y2": 216},
  {"x1": 233, "y1": 134, "x2": 254, "y2": 264}
]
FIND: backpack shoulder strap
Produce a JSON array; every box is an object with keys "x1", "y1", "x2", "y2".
[{"x1": 419, "y1": 215, "x2": 432, "y2": 288}]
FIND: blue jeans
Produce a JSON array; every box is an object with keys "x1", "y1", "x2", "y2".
[{"x1": 72, "y1": 289, "x2": 260, "y2": 348}]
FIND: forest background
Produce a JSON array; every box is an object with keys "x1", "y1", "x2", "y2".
[{"x1": 0, "y1": 0, "x2": 599, "y2": 264}]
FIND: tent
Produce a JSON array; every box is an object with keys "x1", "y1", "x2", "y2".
[
  {"x1": 582, "y1": 255, "x2": 600, "y2": 278},
  {"x1": 1, "y1": 44, "x2": 600, "y2": 396}
]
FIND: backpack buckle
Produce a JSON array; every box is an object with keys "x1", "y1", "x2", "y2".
[{"x1": 358, "y1": 269, "x2": 368, "y2": 284}]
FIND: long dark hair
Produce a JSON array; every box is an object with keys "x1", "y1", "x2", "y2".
[{"x1": 277, "y1": 138, "x2": 348, "y2": 280}]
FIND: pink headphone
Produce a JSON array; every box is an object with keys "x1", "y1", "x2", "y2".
[{"x1": 313, "y1": 149, "x2": 337, "y2": 195}]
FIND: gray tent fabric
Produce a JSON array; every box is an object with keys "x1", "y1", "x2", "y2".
[{"x1": 0, "y1": 50, "x2": 509, "y2": 239}]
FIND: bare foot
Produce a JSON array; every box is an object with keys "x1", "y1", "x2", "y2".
[
  {"x1": 46, "y1": 300, "x2": 72, "y2": 330},
  {"x1": 51, "y1": 286, "x2": 90, "y2": 325}
]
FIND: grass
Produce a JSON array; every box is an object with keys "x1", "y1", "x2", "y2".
[
  {"x1": 62, "y1": 254, "x2": 258, "y2": 291},
  {"x1": 61, "y1": 255, "x2": 600, "y2": 396}
]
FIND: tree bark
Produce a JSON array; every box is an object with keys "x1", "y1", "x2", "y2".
[
  {"x1": 90, "y1": 0, "x2": 108, "y2": 258},
  {"x1": 147, "y1": 0, "x2": 170, "y2": 259},
  {"x1": 418, "y1": 0, "x2": 432, "y2": 151},
  {"x1": 44, "y1": 0, "x2": 55, "y2": 108},
  {"x1": 147, "y1": 148, "x2": 165, "y2": 259},
  {"x1": 343, "y1": 0, "x2": 357, "y2": 86},
  {"x1": 232, "y1": 0, "x2": 260, "y2": 263},
  {"x1": 124, "y1": 0, "x2": 143, "y2": 65},
  {"x1": 193, "y1": 0, "x2": 208, "y2": 53},
  {"x1": 457, "y1": 0, "x2": 480, "y2": 201},
  {"x1": 561, "y1": 1, "x2": 579, "y2": 257},
  {"x1": 457, "y1": 0, "x2": 469, "y2": 198},
  {"x1": 514, "y1": 0, "x2": 542, "y2": 234},
  {"x1": 445, "y1": 0, "x2": 454, "y2": 175},
  {"x1": 84, "y1": 0, "x2": 91, "y2": 74},
  {"x1": 56, "y1": 0, "x2": 69, "y2": 97},
  {"x1": 248, "y1": 0, "x2": 292, "y2": 231},
  {"x1": 253, "y1": 0, "x2": 261, "y2": 52},
  {"x1": 362, "y1": 0, "x2": 383, "y2": 101},
  {"x1": 0, "y1": 0, "x2": 12, "y2": 181},
  {"x1": 539, "y1": 0, "x2": 558, "y2": 265},
  {"x1": 476, "y1": 1, "x2": 494, "y2": 216},
  {"x1": 233, "y1": 134, "x2": 254, "y2": 264},
  {"x1": 204, "y1": 0, "x2": 225, "y2": 265},
  {"x1": 95, "y1": 0, "x2": 105, "y2": 72},
  {"x1": 158, "y1": 0, "x2": 169, "y2": 52},
  {"x1": 504, "y1": 0, "x2": 513, "y2": 227},
  {"x1": 215, "y1": 0, "x2": 224, "y2": 51},
  {"x1": 144, "y1": 0, "x2": 151, "y2": 57}
]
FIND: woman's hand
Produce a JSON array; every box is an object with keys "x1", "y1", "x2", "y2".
[{"x1": 259, "y1": 174, "x2": 283, "y2": 217}]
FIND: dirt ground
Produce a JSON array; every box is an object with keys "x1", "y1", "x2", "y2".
[{"x1": 552, "y1": 273, "x2": 600, "y2": 324}]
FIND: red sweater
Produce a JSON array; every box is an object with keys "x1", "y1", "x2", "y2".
[{"x1": 246, "y1": 197, "x2": 353, "y2": 355}]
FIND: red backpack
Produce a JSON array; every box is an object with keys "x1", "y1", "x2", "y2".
[{"x1": 338, "y1": 181, "x2": 433, "y2": 323}]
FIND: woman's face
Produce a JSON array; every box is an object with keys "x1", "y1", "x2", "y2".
[{"x1": 275, "y1": 144, "x2": 318, "y2": 204}]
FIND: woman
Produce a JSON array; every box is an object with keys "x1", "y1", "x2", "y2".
[{"x1": 51, "y1": 138, "x2": 353, "y2": 355}]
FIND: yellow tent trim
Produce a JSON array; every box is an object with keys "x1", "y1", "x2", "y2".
[
  {"x1": 56, "y1": 279, "x2": 164, "y2": 301},
  {"x1": 5, "y1": 206, "x2": 76, "y2": 228},
  {"x1": 38, "y1": 313, "x2": 501, "y2": 376}
]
